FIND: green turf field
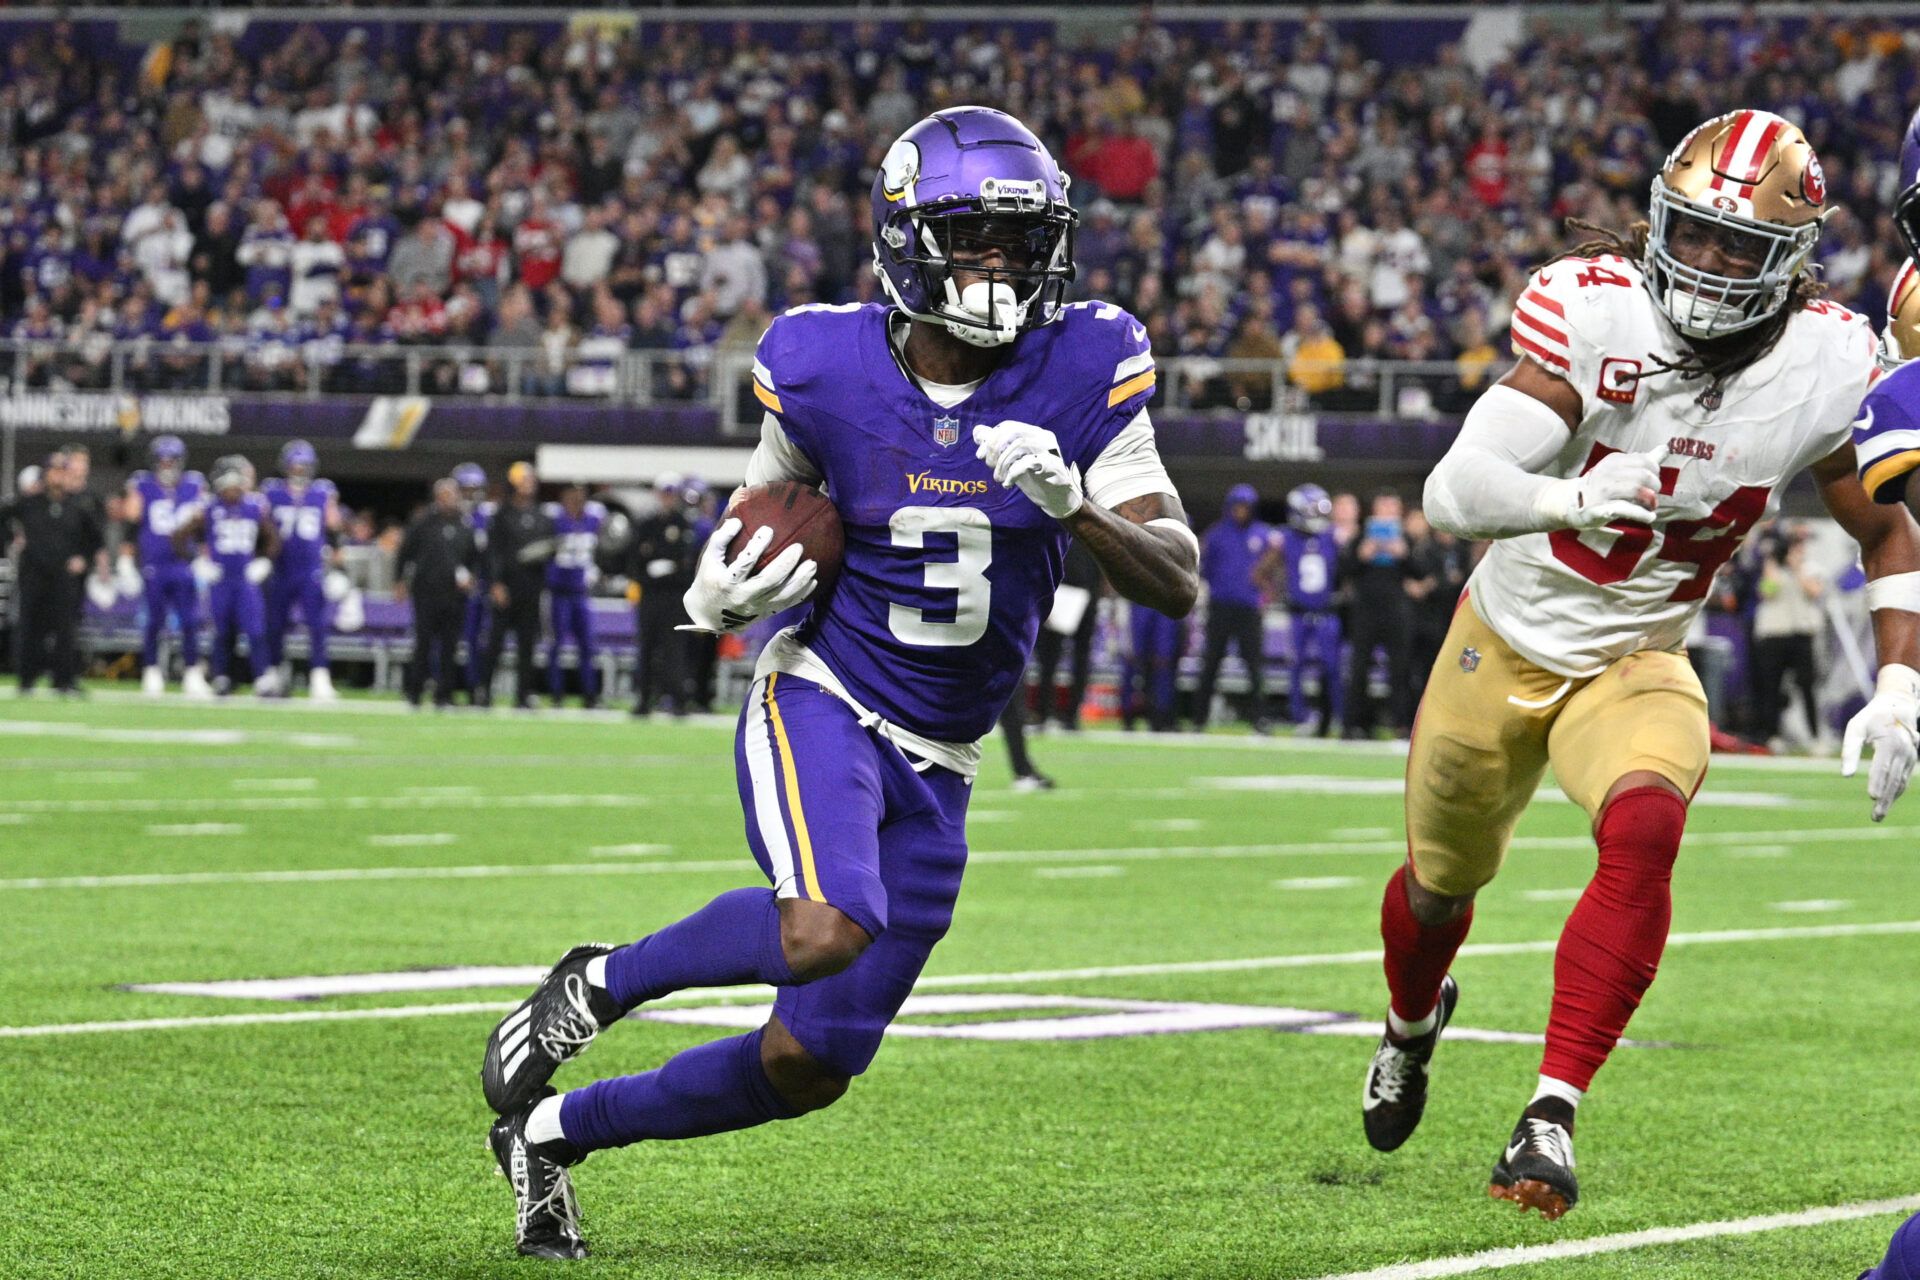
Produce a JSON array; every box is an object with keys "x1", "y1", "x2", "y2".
[{"x1": 3, "y1": 692, "x2": 1915, "y2": 1278}]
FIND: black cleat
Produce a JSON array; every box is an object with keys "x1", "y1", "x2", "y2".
[
  {"x1": 1362, "y1": 974, "x2": 1459, "y2": 1152},
  {"x1": 1489, "y1": 1106, "x2": 1579, "y2": 1220},
  {"x1": 482, "y1": 944, "x2": 623, "y2": 1115},
  {"x1": 489, "y1": 1089, "x2": 590, "y2": 1259}
]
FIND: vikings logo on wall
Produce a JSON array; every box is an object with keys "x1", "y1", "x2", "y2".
[
  {"x1": 932, "y1": 413, "x2": 960, "y2": 448},
  {"x1": 882, "y1": 138, "x2": 921, "y2": 206}
]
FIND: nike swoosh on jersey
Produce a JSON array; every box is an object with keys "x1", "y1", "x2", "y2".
[{"x1": 1855, "y1": 406, "x2": 1876, "y2": 434}]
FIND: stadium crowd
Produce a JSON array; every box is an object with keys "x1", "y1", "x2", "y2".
[{"x1": 0, "y1": 10, "x2": 1913, "y2": 405}]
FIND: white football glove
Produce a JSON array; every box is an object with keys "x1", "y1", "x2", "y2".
[
  {"x1": 1842, "y1": 663, "x2": 1920, "y2": 822},
  {"x1": 1534, "y1": 445, "x2": 1665, "y2": 531},
  {"x1": 113, "y1": 552, "x2": 141, "y2": 598},
  {"x1": 244, "y1": 557, "x2": 273, "y2": 586},
  {"x1": 972, "y1": 421, "x2": 1085, "y2": 519},
  {"x1": 192, "y1": 556, "x2": 222, "y2": 588},
  {"x1": 678, "y1": 517, "x2": 818, "y2": 634}
]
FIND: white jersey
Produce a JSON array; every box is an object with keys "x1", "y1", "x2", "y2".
[{"x1": 1471, "y1": 255, "x2": 1875, "y2": 676}]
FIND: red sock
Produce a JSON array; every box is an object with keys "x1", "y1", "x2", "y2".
[
  {"x1": 1380, "y1": 864, "x2": 1473, "y2": 1025},
  {"x1": 1541, "y1": 786, "x2": 1687, "y2": 1090}
]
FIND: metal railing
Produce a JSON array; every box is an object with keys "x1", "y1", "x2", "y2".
[{"x1": 0, "y1": 337, "x2": 1494, "y2": 424}]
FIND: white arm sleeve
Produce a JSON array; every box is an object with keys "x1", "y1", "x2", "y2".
[
  {"x1": 743, "y1": 412, "x2": 823, "y2": 487},
  {"x1": 1424, "y1": 385, "x2": 1581, "y2": 540},
  {"x1": 1085, "y1": 409, "x2": 1175, "y2": 509}
]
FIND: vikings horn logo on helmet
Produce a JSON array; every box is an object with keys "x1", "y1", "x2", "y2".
[{"x1": 881, "y1": 139, "x2": 920, "y2": 206}]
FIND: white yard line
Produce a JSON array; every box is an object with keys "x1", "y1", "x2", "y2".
[
  {"x1": 1034, "y1": 866, "x2": 1126, "y2": 879},
  {"x1": 229, "y1": 777, "x2": 319, "y2": 792},
  {"x1": 1302, "y1": 1194, "x2": 1920, "y2": 1280},
  {"x1": 143, "y1": 823, "x2": 247, "y2": 837},
  {"x1": 6, "y1": 822, "x2": 1916, "y2": 892},
  {"x1": 366, "y1": 833, "x2": 457, "y2": 848},
  {"x1": 0, "y1": 792, "x2": 652, "y2": 817},
  {"x1": 69, "y1": 917, "x2": 1920, "y2": 1011}
]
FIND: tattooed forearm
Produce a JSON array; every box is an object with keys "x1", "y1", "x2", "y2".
[{"x1": 1062, "y1": 491, "x2": 1199, "y2": 617}]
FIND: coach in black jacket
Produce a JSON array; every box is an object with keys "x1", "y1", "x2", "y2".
[
  {"x1": 482, "y1": 462, "x2": 555, "y2": 710},
  {"x1": 626, "y1": 482, "x2": 702, "y2": 715},
  {"x1": 398, "y1": 478, "x2": 479, "y2": 708},
  {"x1": 1, "y1": 452, "x2": 104, "y2": 694}
]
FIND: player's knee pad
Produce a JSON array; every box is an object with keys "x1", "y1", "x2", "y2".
[{"x1": 779, "y1": 900, "x2": 875, "y2": 983}]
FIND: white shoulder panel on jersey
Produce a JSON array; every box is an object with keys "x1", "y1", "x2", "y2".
[{"x1": 1084, "y1": 409, "x2": 1175, "y2": 510}]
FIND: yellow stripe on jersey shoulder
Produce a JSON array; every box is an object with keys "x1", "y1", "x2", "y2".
[
  {"x1": 1863, "y1": 450, "x2": 1920, "y2": 503},
  {"x1": 1108, "y1": 369, "x2": 1155, "y2": 408},
  {"x1": 752, "y1": 379, "x2": 784, "y2": 414}
]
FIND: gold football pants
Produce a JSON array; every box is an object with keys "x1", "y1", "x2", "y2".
[{"x1": 1404, "y1": 599, "x2": 1709, "y2": 897}]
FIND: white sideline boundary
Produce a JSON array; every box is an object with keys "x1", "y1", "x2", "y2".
[
  {"x1": 1303, "y1": 1194, "x2": 1920, "y2": 1280},
  {"x1": 7, "y1": 821, "x2": 1919, "y2": 891},
  {"x1": 9, "y1": 918, "x2": 1920, "y2": 1037}
]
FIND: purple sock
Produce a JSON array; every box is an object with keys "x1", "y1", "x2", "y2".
[
  {"x1": 559, "y1": 1026, "x2": 799, "y2": 1150},
  {"x1": 603, "y1": 887, "x2": 795, "y2": 1010}
]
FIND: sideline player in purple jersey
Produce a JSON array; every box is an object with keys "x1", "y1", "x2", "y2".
[
  {"x1": 543, "y1": 484, "x2": 607, "y2": 708},
  {"x1": 123, "y1": 435, "x2": 212, "y2": 696},
  {"x1": 479, "y1": 106, "x2": 1200, "y2": 1259},
  {"x1": 1281, "y1": 483, "x2": 1346, "y2": 735},
  {"x1": 175, "y1": 457, "x2": 281, "y2": 696},
  {"x1": 453, "y1": 463, "x2": 494, "y2": 702},
  {"x1": 261, "y1": 440, "x2": 342, "y2": 700}
]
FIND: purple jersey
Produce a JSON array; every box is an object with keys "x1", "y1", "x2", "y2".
[
  {"x1": 262, "y1": 477, "x2": 336, "y2": 572},
  {"x1": 1282, "y1": 526, "x2": 1339, "y2": 611},
  {"x1": 470, "y1": 501, "x2": 495, "y2": 581},
  {"x1": 756, "y1": 300, "x2": 1155, "y2": 743},
  {"x1": 131, "y1": 470, "x2": 207, "y2": 567},
  {"x1": 205, "y1": 492, "x2": 270, "y2": 571},
  {"x1": 545, "y1": 501, "x2": 607, "y2": 593},
  {"x1": 1201, "y1": 517, "x2": 1280, "y2": 609}
]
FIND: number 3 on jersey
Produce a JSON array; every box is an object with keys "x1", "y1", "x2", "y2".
[
  {"x1": 1549, "y1": 443, "x2": 1768, "y2": 601},
  {"x1": 888, "y1": 506, "x2": 992, "y2": 647}
]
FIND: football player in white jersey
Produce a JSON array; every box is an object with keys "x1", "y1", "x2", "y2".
[{"x1": 1358, "y1": 111, "x2": 1920, "y2": 1219}]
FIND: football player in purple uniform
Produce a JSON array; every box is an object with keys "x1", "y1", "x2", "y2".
[
  {"x1": 453, "y1": 463, "x2": 494, "y2": 703},
  {"x1": 175, "y1": 457, "x2": 281, "y2": 696},
  {"x1": 480, "y1": 107, "x2": 1199, "y2": 1259},
  {"x1": 543, "y1": 484, "x2": 607, "y2": 709},
  {"x1": 261, "y1": 440, "x2": 341, "y2": 699},
  {"x1": 1282, "y1": 483, "x2": 1346, "y2": 734},
  {"x1": 124, "y1": 435, "x2": 211, "y2": 696}
]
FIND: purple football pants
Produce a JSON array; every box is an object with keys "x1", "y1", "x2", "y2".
[
  {"x1": 735, "y1": 673, "x2": 970, "y2": 1077},
  {"x1": 1125, "y1": 606, "x2": 1183, "y2": 727},
  {"x1": 264, "y1": 567, "x2": 330, "y2": 669},
  {"x1": 207, "y1": 575, "x2": 268, "y2": 681},
  {"x1": 1287, "y1": 609, "x2": 1345, "y2": 725},
  {"x1": 547, "y1": 591, "x2": 597, "y2": 699},
  {"x1": 140, "y1": 562, "x2": 200, "y2": 667}
]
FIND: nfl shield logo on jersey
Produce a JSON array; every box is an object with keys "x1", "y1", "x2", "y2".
[
  {"x1": 1459, "y1": 646, "x2": 1482, "y2": 673},
  {"x1": 932, "y1": 414, "x2": 960, "y2": 448}
]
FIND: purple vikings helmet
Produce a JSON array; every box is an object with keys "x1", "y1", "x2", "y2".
[
  {"x1": 1288, "y1": 483, "x2": 1333, "y2": 533},
  {"x1": 211, "y1": 454, "x2": 252, "y2": 497},
  {"x1": 150, "y1": 434, "x2": 186, "y2": 481},
  {"x1": 1896, "y1": 105, "x2": 1920, "y2": 263},
  {"x1": 680, "y1": 474, "x2": 710, "y2": 507},
  {"x1": 452, "y1": 462, "x2": 486, "y2": 493},
  {"x1": 280, "y1": 438, "x2": 317, "y2": 483},
  {"x1": 872, "y1": 106, "x2": 1078, "y2": 348}
]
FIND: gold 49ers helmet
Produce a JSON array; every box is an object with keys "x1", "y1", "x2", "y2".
[
  {"x1": 1646, "y1": 109, "x2": 1828, "y2": 340},
  {"x1": 1881, "y1": 259, "x2": 1920, "y2": 369}
]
